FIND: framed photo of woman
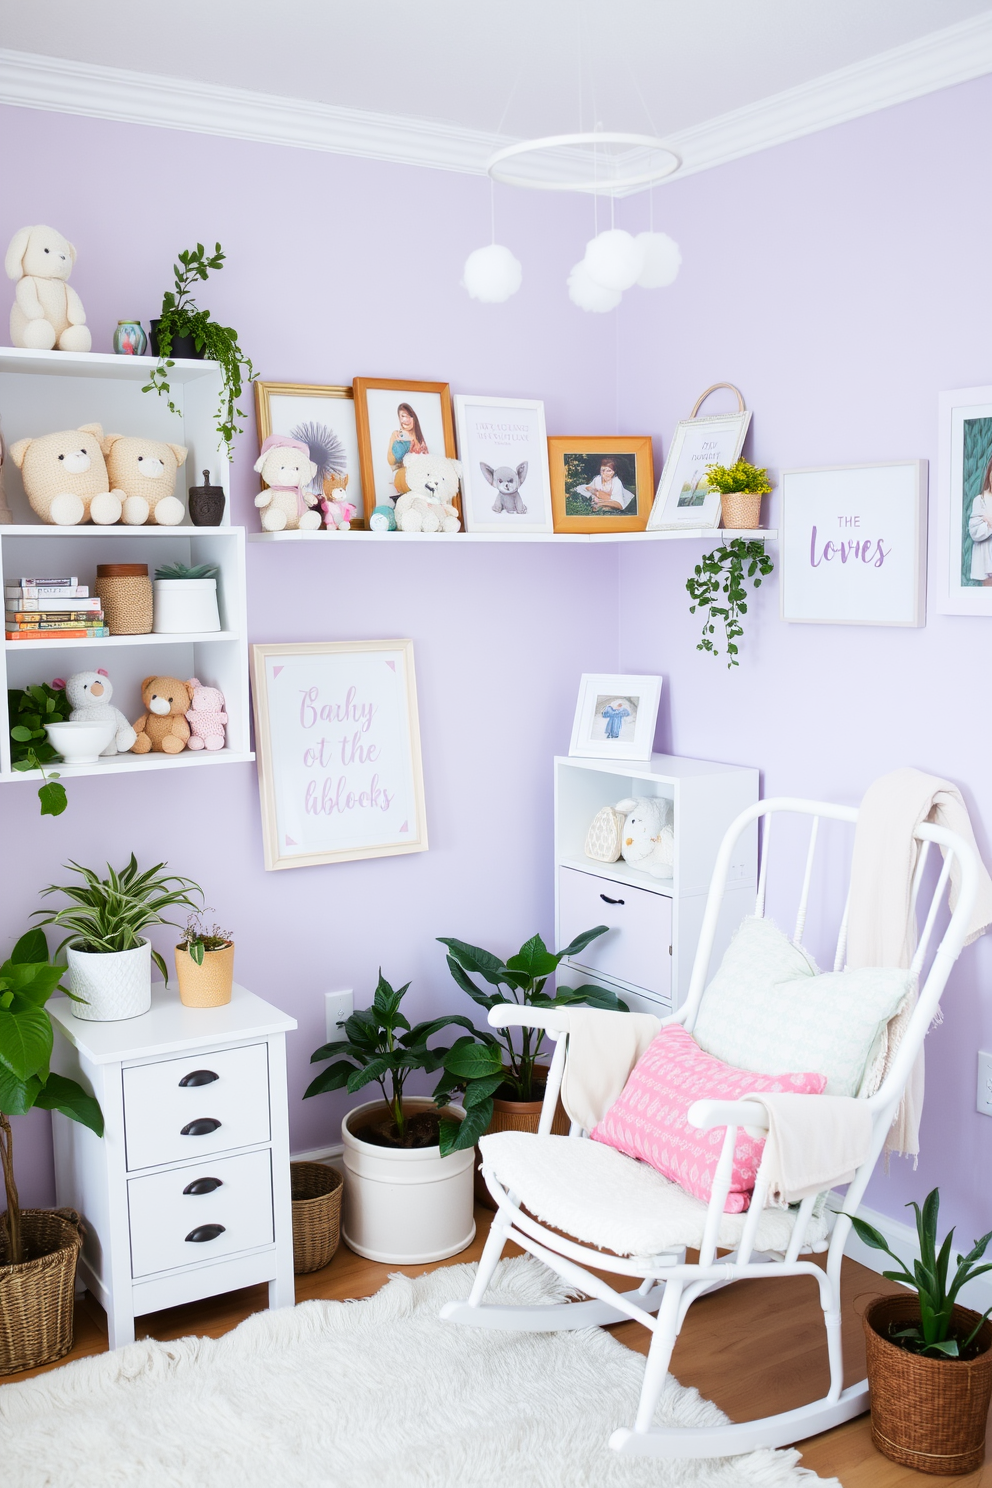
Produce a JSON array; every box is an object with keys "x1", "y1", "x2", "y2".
[
  {"x1": 353, "y1": 378, "x2": 458, "y2": 517},
  {"x1": 254, "y1": 382, "x2": 364, "y2": 526},
  {"x1": 547, "y1": 437, "x2": 654, "y2": 534},
  {"x1": 937, "y1": 385, "x2": 992, "y2": 615},
  {"x1": 453, "y1": 394, "x2": 553, "y2": 533}
]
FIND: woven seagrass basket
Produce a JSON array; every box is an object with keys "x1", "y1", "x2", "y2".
[
  {"x1": 0, "y1": 1208, "x2": 82, "y2": 1374},
  {"x1": 95, "y1": 564, "x2": 152, "y2": 635},
  {"x1": 290, "y1": 1162, "x2": 342, "y2": 1274},
  {"x1": 864, "y1": 1294, "x2": 992, "y2": 1474},
  {"x1": 719, "y1": 491, "x2": 762, "y2": 530}
]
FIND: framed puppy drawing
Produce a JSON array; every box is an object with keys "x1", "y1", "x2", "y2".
[{"x1": 453, "y1": 395, "x2": 553, "y2": 533}]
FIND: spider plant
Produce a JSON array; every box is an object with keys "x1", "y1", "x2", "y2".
[{"x1": 35, "y1": 856, "x2": 203, "y2": 983}]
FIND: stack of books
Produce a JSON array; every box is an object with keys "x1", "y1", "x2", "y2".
[{"x1": 5, "y1": 576, "x2": 109, "y2": 641}]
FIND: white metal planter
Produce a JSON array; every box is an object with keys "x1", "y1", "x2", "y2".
[
  {"x1": 341, "y1": 1098, "x2": 476, "y2": 1263},
  {"x1": 66, "y1": 939, "x2": 152, "y2": 1022},
  {"x1": 152, "y1": 579, "x2": 220, "y2": 634}
]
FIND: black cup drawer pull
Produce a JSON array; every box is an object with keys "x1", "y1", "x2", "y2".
[
  {"x1": 183, "y1": 1176, "x2": 223, "y2": 1195},
  {"x1": 181, "y1": 1118, "x2": 221, "y2": 1137},
  {"x1": 185, "y1": 1224, "x2": 226, "y2": 1244},
  {"x1": 178, "y1": 1070, "x2": 219, "y2": 1087},
  {"x1": 600, "y1": 894, "x2": 625, "y2": 905}
]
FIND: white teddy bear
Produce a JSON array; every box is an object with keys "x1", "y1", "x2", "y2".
[
  {"x1": 56, "y1": 670, "x2": 137, "y2": 756},
  {"x1": 253, "y1": 434, "x2": 321, "y2": 532},
  {"x1": 615, "y1": 796, "x2": 674, "y2": 879},
  {"x1": 394, "y1": 453, "x2": 462, "y2": 533},
  {"x1": 5, "y1": 225, "x2": 91, "y2": 352}
]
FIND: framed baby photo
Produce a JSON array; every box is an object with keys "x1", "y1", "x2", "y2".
[
  {"x1": 568, "y1": 673, "x2": 663, "y2": 761},
  {"x1": 453, "y1": 394, "x2": 553, "y2": 533},
  {"x1": 548, "y1": 437, "x2": 654, "y2": 534},
  {"x1": 353, "y1": 378, "x2": 458, "y2": 517},
  {"x1": 647, "y1": 406, "x2": 751, "y2": 531},
  {"x1": 937, "y1": 385, "x2": 992, "y2": 616},
  {"x1": 254, "y1": 381, "x2": 365, "y2": 526}
]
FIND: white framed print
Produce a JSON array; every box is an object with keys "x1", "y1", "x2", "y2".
[
  {"x1": 647, "y1": 410, "x2": 751, "y2": 531},
  {"x1": 453, "y1": 394, "x2": 553, "y2": 533},
  {"x1": 781, "y1": 461, "x2": 927, "y2": 627},
  {"x1": 937, "y1": 385, "x2": 992, "y2": 615},
  {"x1": 568, "y1": 673, "x2": 663, "y2": 761},
  {"x1": 251, "y1": 640, "x2": 428, "y2": 871}
]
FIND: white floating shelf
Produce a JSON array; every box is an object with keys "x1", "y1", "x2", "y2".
[
  {"x1": 0, "y1": 525, "x2": 231, "y2": 538},
  {"x1": 4, "y1": 630, "x2": 239, "y2": 651},
  {"x1": 4, "y1": 748, "x2": 255, "y2": 784},
  {"x1": 0, "y1": 347, "x2": 220, "y2": 385},
  {"x1": 246, "y1": 528, "x2": 777, "y2": 545}
]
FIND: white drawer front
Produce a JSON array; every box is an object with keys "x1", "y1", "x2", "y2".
[
  {"x1": 128, "y1": 1148, "x2": 274, "y2": 1278},
  {"x1": 123, "y1": 1043, "x2": 270, "y2": 1172},
  {"x1": 559, "y1": 866, "x2": 672, "y2": 1000}
]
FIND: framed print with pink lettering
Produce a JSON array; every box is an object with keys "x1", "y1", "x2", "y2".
[
  {"x1": 937, "y1": 385, "x2": 992, "y2": 616},
  {"x1": 250, "y1": 640, "x2": 427, "y2": 871},
  {"x1": 780, "y1": 461, "x2": 927, "y2": 627}
]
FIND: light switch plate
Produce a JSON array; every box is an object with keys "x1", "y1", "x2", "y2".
[
  {"x1": 977, "y1": 1051, "x2": 992, "y2": 1116},
  {"x1": 324, "y1": 989, "x2": 354, "y2": 1043}
]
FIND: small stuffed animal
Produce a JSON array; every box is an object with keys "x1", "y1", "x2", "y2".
[
  {"x1": 131, "y1": 676, "x2": 193, "y2": 755},
  {"x1": 185, "y1": 678, "x2": 227, "y2": 751},
  {"x1": 5, "y1": 224, "x2": 91, "y2": 352},
  {"x1": 394, "y1": 453, "x2": 462, "y2": 534},
  {"x1": 320, "y1": 494, "x2": 357, "y2": 531},
  {"x1": 8, "y1": 424, "x2": 125, "y2": 525},
  {"x1": 254, "y1": 434, "x2": 321, "y2": 532},
  {"x1": 54, "y1": 669, "x2": 137, "y2": 756},
  {"x1": 369, "y1": 503, "x2": 397, "y2": 532},
  {"x1": 481, "y1": 461, "x2": 528, "y2": 515},
  {"x1": 615, "y1": 796, "x2": 675, "y2": 879},
  {"x1": 102, "y1": 434, "x2": 188, "y2": 526}
]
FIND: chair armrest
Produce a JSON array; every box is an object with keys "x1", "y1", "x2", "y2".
[
  {"x1": 486, "y1": 1003, "x2": 570, "y2": 1035},
  {"x1": 687, "y1": 1099, "x2": 770, "y2": 1135}
]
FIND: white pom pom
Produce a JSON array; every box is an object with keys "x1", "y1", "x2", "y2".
[
  {"x1": 635, "y1": 231, "x2": 681, "y2": 288},
  {"x1": 567, "y1": 260, "x2": 623, "y2": 313},
  {"x1": 462, "y1": 244, "x2": 522, "y2": 303},
  {"x1": 582, "y1": 229, "x2": 646, "y2": 292}
]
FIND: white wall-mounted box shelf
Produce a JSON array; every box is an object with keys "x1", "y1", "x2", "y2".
[{"x1": 247, "y1": 528, "x2": 777, "y2": 545}]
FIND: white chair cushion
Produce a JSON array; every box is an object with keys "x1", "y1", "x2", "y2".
[{"x1": 479, "y1": 1131, "x2": 828, "y2": 1261}]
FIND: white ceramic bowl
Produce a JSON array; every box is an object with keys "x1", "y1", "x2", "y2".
[{"x1": 45, "y1": 720, "x2": 117, "y2": 764}]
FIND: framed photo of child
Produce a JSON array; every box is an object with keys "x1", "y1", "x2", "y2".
[
  {"x1": 548, "y1": 437, "x2": 654, "y2": 534},
  {"x1": 353, "y1": 378, "x2": 458, "y2": 519},
  {"x1": 568, "y1": 673, "x2": 663, "y2": 761}
]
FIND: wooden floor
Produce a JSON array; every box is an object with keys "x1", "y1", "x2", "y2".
[{"x1": 6, "y1": 1206, "x2": 989, "y2": 1486}]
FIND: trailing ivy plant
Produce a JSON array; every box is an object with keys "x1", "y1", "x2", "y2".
[
  {"x1": 8, "y1": 682, "x2": 70, "y2": 817},
  {"x1": 686, "y1": 537, "x2": 774, "y2": 668}
]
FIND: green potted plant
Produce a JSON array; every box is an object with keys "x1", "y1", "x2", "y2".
[
  {"x1": 152, "y1": 561, "x2": 221, "y2": 635},
  {"x1": 0, "y1": 928, "x2": 103, "y2": 1374},
  {"x1": 704, "y1": 458, "x2": 773, "y2": 530},
  {"x1": 852, "y1": 1189, "x2": 992, "y2": 1473},
  {"x1": 36, "y1": 856, "x2": 202, "y2": 1023},
  {"x1": 143, "y1": 242, "x2": 253, "y2": 461},
  {"x1": 174, "y1": 912, "x2": 234, "y2": 1009},
  {"x1": 686, "y1": 537, "x2": 774, "y2": 668},
  {"x1": 305, "y1": 972, "x2": 483, "y2": 1263},
  {"x1": 8, "y1": 681, "x2": 70, "y2": 817}
]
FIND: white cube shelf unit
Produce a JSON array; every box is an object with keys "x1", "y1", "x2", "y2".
[{"x1": 554, "y1": 753, "x2": 759, "y2": 1016}]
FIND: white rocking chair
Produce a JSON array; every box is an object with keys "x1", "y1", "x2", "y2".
[{"x1": 441, "y1": 797, "x2": 981, "y2": 1460}]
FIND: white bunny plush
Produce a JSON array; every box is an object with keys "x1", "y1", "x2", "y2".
[
  {"x1": 56, "y1": 669, "x2": 137, "y2": 756},
  {"x1": 615, "y1": 796, "x2": 674, "y2": 879}
]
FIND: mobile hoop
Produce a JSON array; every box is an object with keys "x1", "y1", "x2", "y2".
[{"x1": 486, "y1": 132, "x2": 682, "y2": 194}]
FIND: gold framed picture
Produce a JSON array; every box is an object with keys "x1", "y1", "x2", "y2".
[
  {"x1": 548, "y1": 437, "x2": 655, "y2": 533},
  {"x1": 254, "y1": 381, "x2": 365, "y2": 527},
  {"x1": 353, "y1": 378, "x2": 458, "y2": 517}
]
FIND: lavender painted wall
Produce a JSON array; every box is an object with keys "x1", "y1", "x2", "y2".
[{"x1": 616, "y1": 75, "x2": 992, "y2": 1235}]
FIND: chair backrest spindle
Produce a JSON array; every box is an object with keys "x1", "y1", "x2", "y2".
[{"x1": 792, "y1": 816, "x2": 820, "y2": 946}]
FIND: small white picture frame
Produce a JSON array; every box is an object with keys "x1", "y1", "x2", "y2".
[
  {"x1": 780, "y1": 461, "x2": 927, "y2": 627},
  {"x1": 647, "y1": 410, "x2": 751, "y2": 531},
  {"x1": 568, "y1": 673, "x2": 663, "y2": 761},
  {"x1": 453, "y1": 394, "x2": 553, "y2": 533},
  {"x1": 937, "y1": 385, "x2": 992, "y2": 616}
]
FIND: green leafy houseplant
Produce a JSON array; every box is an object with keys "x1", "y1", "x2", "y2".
[
  {"x1": 703, "y1": 459, "x2": 773, "y2": 495},
  {"x1": 177, "y1": 911, "x2": 232, "y2": 966},
  {"x1": 8, "y1": 682, "x2": 70, "y2": 817},
  {"x1": 432, "y1": 928, "x2": 626, "y2": 1155},
  {"x1": 0, "y1": 928, "x2": 103, "y2": 1266},
  {"x1": 154, "y1": 561, "x2": 219, "y2": 581},
  {"x1": 143, "y1": 243, "x2": 253, "y2": 461},
  {"x1": 851, "y1": 1189, "x2": 992, "y2": 1359},
  {"x1": 686, "y1": 537, "x2": 774, "y2": 668}
]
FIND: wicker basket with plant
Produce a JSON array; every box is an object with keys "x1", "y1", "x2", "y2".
[
  {"x1": 704, "y1": 458, "x2": 773, "y2": 530},
  {"x1": 175, "y1": 912, "x2": 234, "y2": 1008}
]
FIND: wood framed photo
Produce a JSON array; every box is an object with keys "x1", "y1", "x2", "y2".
[
  {"x1": 548, "y1": 437, "x2": 654, "y2": 533},
  {"x1": 937, "y1": 385, "x2": 992, "y2": 616},
  {"x1": 453, "y1": 394, "x2": 553, "y2": 533},
  {"x1": 568, "y1": 673, "x2": 663, "y2": 760},
  {"x1": 353, "y1": 378, "x2": 457, "y2": 515},
  {"x1": 251, "y1": 639, "x2": 428, "y2": 871},
  {"x1": 647, "y1": 409, "x2": 751, "y2": 531},
  {"x1": 780, "y1": 461, "x2": 927, "y2": 627},
  {"x1": 254, "y1": 381, "x2": 365, "y2": 526}
]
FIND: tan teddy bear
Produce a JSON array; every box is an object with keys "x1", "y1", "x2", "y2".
[
  {"x1": 130, "y1": 676, "x2": 193, "y2": 754},
  {"x1": 5, "y1": 224, "x2": 91, "y2": 352},
  {"x1": 8, "y1": 424, "x2": 124, "y2": 525},
  {"x1": 102, "y1": 434, "x2": 188, "y2": 526},
  {"x1": 254, "y1": 434, "x2": 321, "y2": 532}
]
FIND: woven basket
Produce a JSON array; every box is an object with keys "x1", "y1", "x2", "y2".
[
  {"x1": 719, "y1": 491, "x2": 762, "y2": 530},
  {"x1": 0, "y1": 1208, "x2": 82, "y2": 1374},
  {"x1": 863, "y1": 1294, "x2": 992, "y2": 1474},
  {"x1": 95, "y1": 565, "x2": 152, "y2": 635},
  {"x1": 174, "y1": 943, "x2": 234, "y2": 1008},
  {"x1": 475, "y1": 1066, "x2": 570, "y2": 1210},
  {"x1": 290, "y1": 1162, "x2": 342, "y2": 1274}
]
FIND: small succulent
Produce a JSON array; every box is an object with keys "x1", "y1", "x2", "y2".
[{"x1": 154, "y1": 561, "x2": 219, "y2": 581}]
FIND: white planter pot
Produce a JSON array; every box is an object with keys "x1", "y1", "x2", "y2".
[
  {"x1": 152, "y1": 579, "x2": 220, "y2": 634},
  {"x1": 67, "y1": 939, "x2": 152, "y2": 1022},
  {"x1": 44, "y1": 720, "x2": 116, "y2": 764},
  {"x1": 341, "y1": 1097, "x2": 476, "y2": 1263}
]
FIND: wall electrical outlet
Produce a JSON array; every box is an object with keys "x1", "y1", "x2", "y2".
[
  {"x1": 977, "y1": 1051, "x2": 992, "y2": 1116},
  {"x1": 324, "y1": 989, "x2": 354, "y2": 1043}
]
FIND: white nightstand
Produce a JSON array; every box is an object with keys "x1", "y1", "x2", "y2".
[{"x1": 48, "y1": 983, "x2": 297, "y2": 1350}]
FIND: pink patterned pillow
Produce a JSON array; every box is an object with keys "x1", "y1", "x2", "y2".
[{"x1": 590, "y1": 1024, "x2": 826, "y2": 1211}]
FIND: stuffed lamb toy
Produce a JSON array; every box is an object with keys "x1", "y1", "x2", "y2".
[
  {"x1": 615, "y1": 796, "x2": 674, "y2": 879},
  {"x1": 55, "y1": 669, "x2": 137, "y2": 756}
]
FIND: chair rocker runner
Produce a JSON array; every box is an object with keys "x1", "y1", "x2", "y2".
[{"x1": 440, "y1": 797, "x2": 982, "y2": 1460}]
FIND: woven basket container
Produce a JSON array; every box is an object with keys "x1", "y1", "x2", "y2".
[
  {"x1": 719, "y1": 491, "x2": 762, "y2": 530},
  {"x1": 291, "y1": 1162, "x2": 342, "y2": 1274},
  {"x1": 174, "y1": 943, "x2": 234, "y2": 1008},
  {"x1": 95, "y1": 564, "x2": 152, "y2": 635},
  {"x1": 863, "y1": 1294, "x2": 992, "y2": 1474},
  {"x1": 0, "y1": 1208, "x2": 82, "y2": 1374}
]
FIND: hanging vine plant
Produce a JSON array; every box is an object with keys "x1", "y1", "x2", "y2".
[{"x1": 686, "y1": 538, "x2": 774, "y2": 668}]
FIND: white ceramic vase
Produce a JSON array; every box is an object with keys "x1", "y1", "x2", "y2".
[
  {"x1": 44, "y1": 720, "x2": 116, "y2": 765},
  {"x1": 341, "y1": 1097, "x2": 476, "y2": 1263},
  {"x1": 152, "y1": 579, "x2": 220, "y2": 634},
  {"x1": 67, "y1": 938, "x2": 152, "y2": 1022}
]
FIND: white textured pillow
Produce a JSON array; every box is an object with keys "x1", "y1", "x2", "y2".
[{"x1": 692, "y1": 917, "x2": 911, "y2": 1097}]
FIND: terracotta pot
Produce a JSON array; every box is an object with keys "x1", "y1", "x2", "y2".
[
  {"x1": 475, "y1": 1065, "x2": 570, "y2": 1210},
  {"x1": 863, "y1": 1293, "x2": 992, "y2": 1474},
  {"x1": 719, "y1": 491, "x2": 762, "y2": 530},
  {"x1": 174, "y1": 942, "x2": 234, "y2": 1008}
]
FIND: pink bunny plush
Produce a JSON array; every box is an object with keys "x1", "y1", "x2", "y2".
[{"x1": 185, "y1": 677, "x2": 228, "y2": 751}]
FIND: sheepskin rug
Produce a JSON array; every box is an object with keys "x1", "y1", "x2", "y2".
[{"x1": 0, "y1": 1257, "x2": 837, "y2": 1488}]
